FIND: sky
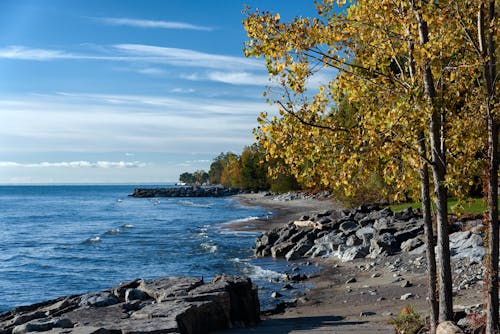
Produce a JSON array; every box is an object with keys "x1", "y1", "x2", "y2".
[{"x1": 0, "y1": 0, "x2": 323, "y2": 184}]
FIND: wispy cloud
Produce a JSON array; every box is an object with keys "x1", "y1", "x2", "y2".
[
  {"x1": 0, "y1": 161, "x2": 146, "y2": 168},
  {"x1": 96, "y1": 17, "x2": 214, "y2": 31},
  {"x1": 0, "y1": 45, "x2": 76, "y2": 61},
  {"x1": 0, "y1": 44, "x2": 264, "y2": 72},
  {"x1": 183, "y1": 71, "x2": 273, "y2": 86},
  {"x1": 113, "y1": 44, "x2": 263, "y2": 70}
]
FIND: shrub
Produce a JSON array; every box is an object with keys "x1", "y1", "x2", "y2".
[{"x1": 390, "y1": 304, "x2": 423, "y2": 334}]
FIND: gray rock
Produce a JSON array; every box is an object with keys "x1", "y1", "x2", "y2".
[
  {"x1": 125, "y1": 288, "x2": 150, "y2": 303},
  {"x1": 346, "y1": 235, "x2": 361, "y2": 247},
  {"x1": 401, "y1": 236, "x2": 424, "y2": 252},
  {"x1": 285, "y1": 239, "x2": 314, "y2": 261},
  {"x1": 339, "y1": 220, "x2": 360, "y2": 235},
  {"x1": 400, "y1": 293, "x2": 414, "y2": 300},
  {"x1": 78, "y1": 292, "x2": 120, "y2": 308},
  {"x1": 337, "y1": 245, "x2": 369, "y2": 262},
  {"x1": 271, "y1": 241, "x2": 296, "y2": 258}
]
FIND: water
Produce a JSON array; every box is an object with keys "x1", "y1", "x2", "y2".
[{"x1": 0, "y1": 185, "x2": 312, "y2": 313}]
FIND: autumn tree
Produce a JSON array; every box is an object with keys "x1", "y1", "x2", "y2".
[{"x1": 244, "y1": 1, "x2": 495, "y2": 329}]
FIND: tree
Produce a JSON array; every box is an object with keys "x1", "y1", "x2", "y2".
[
  {"x1": 179, "y1": 172, "x2": 196, "y2": 184},
  {"x1": 244, "y1": 1, "x2": 492, "y2": 328}
]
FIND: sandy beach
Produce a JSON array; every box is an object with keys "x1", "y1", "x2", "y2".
[{"x1": 222, "y1": 193, "x2": 484, "y2": 334}]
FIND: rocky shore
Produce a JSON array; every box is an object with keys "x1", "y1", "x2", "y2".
[
  {"x1": 130, "y1": 186, "x2": 242, "y2": 198},
  {"x1": 254, "y1": 204, "x2": 484, "y2": 265},
  {"x1": 0, "y1": 275, "x2": 260, "y2": 334}
]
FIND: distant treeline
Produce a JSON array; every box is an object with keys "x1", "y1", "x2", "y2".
[{"x1": 178, "y1": 144, "x2": 299, "y2": 193}]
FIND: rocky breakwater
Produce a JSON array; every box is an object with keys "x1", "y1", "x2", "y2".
[
  {"x1": 130, "y1": 186, "x2": 241, "y2": 198},
  {"x1": 255, "y1": 205, "x2": 485, "y2": 265},
  {"x1": 0, "y1": 275, "x2": 260, "y2": 334}
]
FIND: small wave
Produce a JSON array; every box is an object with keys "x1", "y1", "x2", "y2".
[
  {"x1": 83, "y1": 236, "x2": 101, "y2": 244},
  {"x1": 121, "y1": 224, "x2": 134, "y2": 229},
  {"x1": 104, "y1": 229, "x2": 120, "y2": 235},
  {"x1": 242, "y1": 263, "x2": 285, "y2": 281},
  {"x1": 178, "y1": 200, "x2": 213, "y2": 208},
  {"x1": 200, "y1": 242, "x2": 218, "y2": 253},
  {"x1": 226, "y1": 216, "x2": 260, "y2": 224}
]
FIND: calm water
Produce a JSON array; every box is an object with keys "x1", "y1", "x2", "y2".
[{"x1": 0, "y1": 185, "x2": 310, "y2": 313}]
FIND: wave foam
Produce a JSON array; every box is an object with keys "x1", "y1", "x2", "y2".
[
  {"x1": 121, "y1": 224, "x2": 134, "y2": 228},
  {"x1": 104, "y1": 229, "x2": 120, "y2": 235},
  {"x1": 242, "y1": 263, "x2": 285, "y2": 281},
  {"x1": 200, "y1": 242, "x2": 218, "y2": 253},
  {"x1": 83, "y1": 236, "x2": 101, "y2": 244}
]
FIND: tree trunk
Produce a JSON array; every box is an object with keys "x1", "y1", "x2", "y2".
[
  {"x1": 411, "y1": 0, "x2": 453, "y2": 320},
  {"x1": 418, "y1": 134, "x2": 438, "y2": 333},
  {"x1": 480, "y1": 2, "x2": 498, "y2": 332}
]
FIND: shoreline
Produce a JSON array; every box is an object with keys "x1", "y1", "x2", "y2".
[{"x1": 227, "y1": 193, "x2": 486, "y2": 334}]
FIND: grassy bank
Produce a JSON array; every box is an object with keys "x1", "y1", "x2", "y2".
[{"x1": 390, "y1": 197, "x2": 488, "y2": 216}]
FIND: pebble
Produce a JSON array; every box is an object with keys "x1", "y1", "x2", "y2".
[
  {"x1": 371, "y1": 273, "x2": 381, "y2": 278},
  {"x1": 271, "y1": 291, "x2": 282, "y2": 298},
  {"x1": 401, "y1": 280, "x2": 412, "y2": 288},
  {"x1": 400, "y1": 293, "x2": 414, "y2": 300},
  {"x1": 345, "y1": 277, "x2": 357, "y2": 284}
]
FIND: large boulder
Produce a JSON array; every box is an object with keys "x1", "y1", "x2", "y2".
[{"x1": 1, "y1": 276, "x2": 260, "y2": 334}]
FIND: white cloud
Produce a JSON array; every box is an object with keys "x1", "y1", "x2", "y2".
[
  {"x1": 0, "y1": 45, "x2": 76, "y2": 61},
  {"x1": 96, "y1": 17, "x2": 214, "y2": 31},
  {"x1": 0, "y1": 92, "x2": 271, "y2": 154},
  {"x1": 0, "y1": 161, "x2": 146, "y2": 168},
  {"x1": 113, "y1": 44, "x2": 263, "y2": 70},
  {"x1": 170, "y1": 88, "x2": 195, "y2": 94},
  {"x1": 207, "y1": 71, "x2": 272, "y2": 86},
  {"x1": 0, "y1": 44, "x2": 265, "y2": 72}
]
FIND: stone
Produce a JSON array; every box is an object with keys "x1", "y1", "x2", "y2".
[
  {"x1": 285, "y1": 239, "x2": 314, "y2": 261},
  {"x1": 371, "y1": 273, "x2": 381, "y2": 278},
  {"x1": 125, "y1": 288, "x2": 150, "y2": 302},
  {"x1": 336, "y1": 245, "x2": 369, "y2": 262},
  {"x1": 436, "y1": 321, "x2": 464, "y2": 334},
  {"x1": 339, "y1": 220, "x2": 360, "y2": 235},
  {"x1": 346, "y1": 234, "x2": 361, "y2": 247},
  {"x1": 401, "y1": 236, "x2": 424, "y2": 252},
  {"x1": 78, "y1": 292, "x2": 120, "y2": 308},
  {"x1": 359, "y1": 311, "x2": 376, "y2": 317},
  {"x1": 2, "y1": 275, "x2": 260, "y2": 334},
  {"x1": 393, "y1": 207, "x2": 417, "y2": 221},
  {"x1": 271, "y1": 241, "x2": 296, "y2": 258},
  {"x1": 401, "y1": 280, "x2": 412, "y2": 288},
  {"x1": 271, "y1": 291, "x2": 282, "y2": 298},
  {"x1": 345, "y1": 277, "x2": 357, "y2": 284},
  {"x1": 400, "y1": 293, "x2": 414, "y2": 300}
]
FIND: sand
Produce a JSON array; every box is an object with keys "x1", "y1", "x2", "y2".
[{"x1": 217, "y1": 193, "x2": 484, "y2": 334}]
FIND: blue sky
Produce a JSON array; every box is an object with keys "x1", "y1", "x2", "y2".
[{"x1": 0, "y1": 0, "x2": 321, "y2": 184}]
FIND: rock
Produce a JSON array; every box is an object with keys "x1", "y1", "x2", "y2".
[
  {"x1": 345, "y1": 277, "x2": 357, "y2": 284},
  {"x1": 371, "y1": 273, "x2": 381, "y2": 278},
  {"x1": 400, "y1": 293, "x2": 414, "y2": 300},
  {"x1": 336, "y1": 245, "x2": 369, "y2": 262},
  {"x1": 271, "y1": 291, "x2": 282, "y2": 298},
  {"x1": 436, "y1": 321, "x2": 464, "y2": 334},
  {"x1": 285, "y1": 239, "x2": 314, "y2": 261},
  {"x1": 271, "y1": 241, "x2": 296, "y2": 258},
  {"x1": 355, "y1": 226, "x2": 375, "y2": 245},
  {"x1": 368, "y1": 233, "x2": 398, "y2": 258},
  {"x1": 78, "y1": 292, "x2": 120, "y2": 308},
  {"x1": 339, "y1": 220, "x2": 360, "y2": 235},
  {"x1": 346, "y1": 234, "x2": 361, "y2": 247},
  {"x1": 401, "y1": 236, "x2": 424, "y2": 252},
  {"x1": 125, "y1": 288, "x2": 150, "y2": 302},
  {"x1": 394, "y1": 207, "x2": 417, "y2": 221},
  {"x1": 282, "y1": 284, "x2": 293, "y2": 290},
  {"x1": 394, "y1": 225, "x2": 424, "y2": 244},
  {"x1": 2, "y1": 275, "x2": 260, "y2": 334},
  {"x1": 401, "y1": 280, "x2": 412, "y2": 288},
  {"x1": 130, "y1": 186, "x2": 241, "y2": 198},
  {"x1": 359, "y1": 311, "x2": 376, "y2": 317}
]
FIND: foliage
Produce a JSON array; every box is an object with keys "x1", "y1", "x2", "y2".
[
  {"x1": 179, "y1": 170, "x2": 209, "y2": 185},
  {"x1": 390, "y1": 304, "x2": 423, "y2": 334},
  {"x1": 203, "y1": 144, "x2": 299, "y2": 192}
]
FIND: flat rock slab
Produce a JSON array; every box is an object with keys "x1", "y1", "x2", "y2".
[{"x1": 0, "y1": 275, "x2": 260, "y2": 334}]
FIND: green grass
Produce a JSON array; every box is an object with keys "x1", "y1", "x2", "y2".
[{"x1": 390, "y1": 197, "x2": 488, "y2": 215}]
